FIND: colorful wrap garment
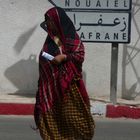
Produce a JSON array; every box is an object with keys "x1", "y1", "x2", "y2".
[{"x1": 34, "y1": 7, "x2": 95, "y2": 140}]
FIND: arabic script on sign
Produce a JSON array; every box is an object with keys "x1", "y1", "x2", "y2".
[{"x1": 67, "y1": 11, "x2": 130, "y2": 42}]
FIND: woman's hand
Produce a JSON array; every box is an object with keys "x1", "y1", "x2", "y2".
[{"x1": 52, "y1": 54, "x2": 67, "y2": 65}]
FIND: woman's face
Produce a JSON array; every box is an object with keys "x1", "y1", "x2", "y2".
[{"x1": 45, "y1": 17, "x2": 58, "y2": 37}]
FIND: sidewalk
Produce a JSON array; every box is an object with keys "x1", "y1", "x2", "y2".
[
  {"x1": 0, "y1": 93, "x2": 140, "y2": 119},
  {"x1": 0, "y1": 93, "x2": 35, "y2": 115},
  {"x1": 90, "y1": 96, "x2": 140, "y2": 119}
]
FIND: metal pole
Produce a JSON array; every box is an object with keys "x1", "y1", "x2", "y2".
[{"x1": 110, "y1": 43, "x2": 119, "y2": 104}]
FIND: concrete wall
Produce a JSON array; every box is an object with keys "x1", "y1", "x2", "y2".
[{"x1": 0, "y1": 0, "x2": 140, "y2": 100}]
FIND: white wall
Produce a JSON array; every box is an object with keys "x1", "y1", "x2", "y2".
[
  {"x1": 0, "y1": 0, "x2": 140, "y2": 101},
  {"x1": 0, "y1": 0, "x2": 49, "y2": 94}
]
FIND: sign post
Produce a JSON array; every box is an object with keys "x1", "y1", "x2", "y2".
[
  {"x1": 110, "y1": 43, "x2": 119, "y2": 104},
  {"x1": 49, "y1": 0, "x2": 132, "y2": 104}
]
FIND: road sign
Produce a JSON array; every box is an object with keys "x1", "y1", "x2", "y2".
[
  {"x1": 67, "y1": 11, "x2": 131, "y2": 43},
  {"x1": 49, "y1": 0, "x2": 132, "y2": 11},
  {"x1": 49, "y1": 0, "x2": 131, "y2": 43}
]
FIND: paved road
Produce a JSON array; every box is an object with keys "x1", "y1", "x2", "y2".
[
  {"x1": 0, "y1": 116, "x2": 140, "y2": 140},
  {"x1": 94, "y1": 117, "x2": 140, "y2": 140},
  {"x1": 0, "y1": 116, "x2": 40, "y2": 140}
]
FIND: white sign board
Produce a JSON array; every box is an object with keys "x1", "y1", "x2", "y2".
[
  {"x1": 49, "y1": 0, "x2": 131, "y2": 10},
  {"x1": 49, "y1": 0, "x2": 131, "y2": 43},
  {"x1": 67, "y1": 11, "x2": 131, "y2": 43}
]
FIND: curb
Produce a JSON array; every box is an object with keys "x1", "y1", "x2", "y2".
[
  {"x1": 106, "y1": 105, "x2": 140, "y2": 119},
  {"x1": 0, "y1": 103, "x2": 140, "y2": 119},
  {"x1": 0, "y1": 103, "x2": 34, "y2": 115},
  {"x1": 91, "y1": 102, "x2": 140, "y2": 119}
]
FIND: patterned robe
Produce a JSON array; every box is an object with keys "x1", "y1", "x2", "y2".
[{"x1": 34, "y1": 7, "x2": 95, "y2": 140}]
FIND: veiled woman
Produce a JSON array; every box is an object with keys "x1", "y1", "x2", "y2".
[{"x1": 34, "y1": 6, "x2": 95, "y2": 140}]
